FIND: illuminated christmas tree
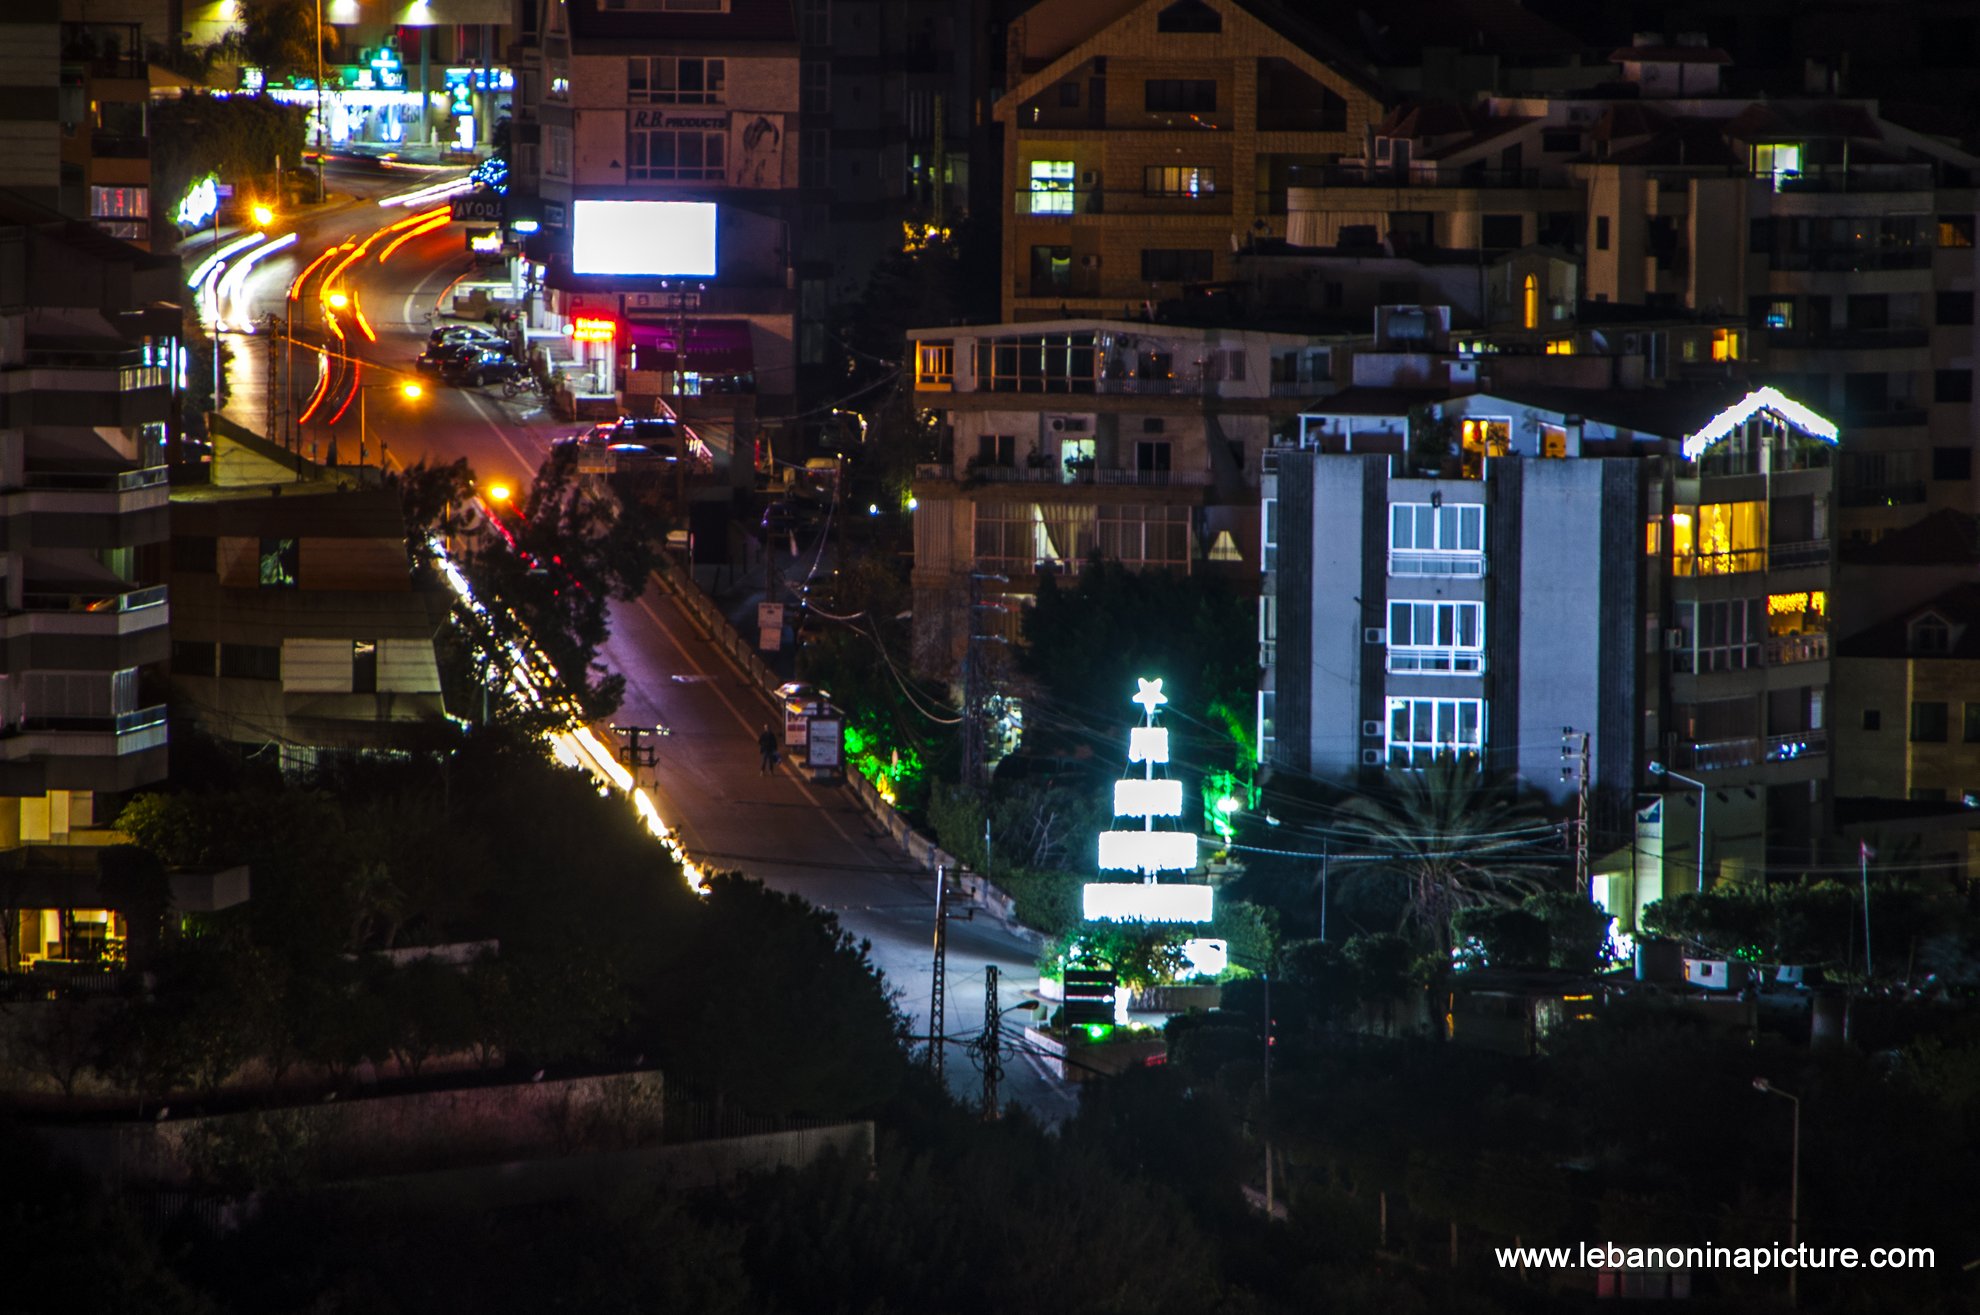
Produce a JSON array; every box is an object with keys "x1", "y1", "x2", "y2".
[{"x1": 1088, "y1": 677, "x2": 1212, "y2": 923}]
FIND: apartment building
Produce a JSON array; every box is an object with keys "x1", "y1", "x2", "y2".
[
  {"x1": 1267, "y1": 355, "x2": 1838, "y2": 903},
  {"x1": 0, "y1": 192, "x2": 178, "y2": 840},
  {"x1": 906, "y1": 316, "x2": 1343, "y2": 676},
  {"x1": 168, "y1": 452, "x2": 450, "y2": 767},
  {"x1": 506, "y1": 0, "x2": 801, "y2": 449},
  {"x1": 992, "y1": 0, "x2": 1390, "y2": 323},
  {"x1": 0, "y1": 7, "x2": 155, "y2": 248}
]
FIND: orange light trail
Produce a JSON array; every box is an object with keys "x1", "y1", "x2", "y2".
[
  {"x1": 353, "y1": 294, "x2": 377, "y2": 343},
  {"x1": 297, "y1": 348, "x2": 331, "y2": 422},
  {"x1": 326, "y1": 362, "x2": 361, "y2": 426},
  {"x1": 378, "y1": 212, "x2": 452, "y2": 264},
  {"x1": 288, "y1": 245, "x2": 337, "y2": 301}
]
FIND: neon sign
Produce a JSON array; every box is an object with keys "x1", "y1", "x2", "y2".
[{"x1": 570, "y1": 316, "x2": 617, "y2": 342}]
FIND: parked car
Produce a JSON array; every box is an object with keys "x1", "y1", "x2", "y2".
[
  {"x1": 427, "y1": 323, "x2": 502, "y2": 349},
  {"x1": 549, "y1": 422, "x2": 677, "y2": 470},
  {"x1": 442, "y1": 347, "x2": 526, "y2": 387},
  {"x1": 417, "y1": 337, "x2": 497, "y2": 373}
]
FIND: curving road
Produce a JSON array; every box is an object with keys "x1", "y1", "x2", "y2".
[{"x1": 203, "y1": 166, "x2": 1076, "y2": 1122}]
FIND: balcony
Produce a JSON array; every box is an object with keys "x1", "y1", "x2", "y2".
[
  {"x1": 89, "y1": 132, "x2": 148, "y2": 160},
  {"x1": 1385, "y1": 647, "x2": 1486, "y2": 675},
  {"x1": 4, "y1": 584, "x2": 166, "y2": 640},
  {"x1": 1763, "y1": 633, "x2": 1828, "y2": 665},
  {"x1": 1092, "y1": 467, "x2": 1210, "y2": 487},
  {"x1": 1844, "y1": 408, "x2": 1929, "y2": 431},
  {"x1": 0, "y1": 705, "x2": 168, "y2": 762},
  {"x1": 1774, "y1": 164, "x2": 1934, "y2": 195},
  {"x1": 1675, "y1": 728, "x2": 1827, "y2": 772},
  {"x1": 1389, "y1": 550, "x2": 1487, "y2": 579},
  {"x1": 962, "y1": 462, "x2": 1064, "y2": 485},
  {"x1": 1762, "y1": 326, "x2": 1930, "y2": 352},
  {"x1": 1769, "y1": 540, "x2": 1831, "y2": 569},
  {"x1": 1291, "y1": 163, "x2": 1571, "y2": 190},
  {"x1": 1768, "y1": 249, "x2": 1933, "y2": 273}
]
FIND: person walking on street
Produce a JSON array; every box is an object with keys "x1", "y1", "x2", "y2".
[{"x1": 758, "y1": 724, "x2": 780, "y2": 775}]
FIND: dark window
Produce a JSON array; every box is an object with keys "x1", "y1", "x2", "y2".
[
  {"x1": 1843, "y1": 372, "x2": 1891, "y2": 416},
  {"x1": 171, "y1": 641, "x2": 215, "y2": 676},
  {"x1": 219, "y1": 643, "x2": 281, "y2": 681},
  {"x1": 1595, "y1": 216, "x2": 1610, "y2": 250},
  {"x1": 1057, "y1": 80, "x2": 1079, "y2": 107},
  {"x1": 1029, "y1": 244, "x2": 1070, "y2": 295},
  {"x1": 176, "y1": 535, "x2": 217, "y2": 572},
  {"x1": 1934, "y1": 445, "x2": 1972, "y2": 480},
  {"x1": 1136, "y1": 440, "x2": 1172, "y2": 472},
  {"x1": 1144, "y1": 79, "x2": 1216, "y2": 113},
  {"x1": 1965, "y1": 703, "x2": 1980, "y2": 743},
  {"x1": 975, "y1": 434, "x2": 1015, "y2": 466},
  {"x1": 1862, "y1": 709, "x2": 1881, "y2": 732},
  {"x1": 1911, "y1": 787, "x2": 1948, "y2": 803},
  {"x1": 258, "y1": 536, "x2": 299, "y2": 588},
  {"x1": 1156, "y1": 0, "x2": 1222, "y2": 33},
  {"x1": 1937, "y1": 370, "x2": 1973, "y2": 404},
  {"x1": 1937, "y1": 291, "x2": 1974, "y2": 325},
  {"x1": 1140, "y1": 248, "x2": 1214, "y2": 282},
  {"x1": 1912, "y1": 701, "x2": 1949, "y2": 743},
  {"x1": 353, "y1": 640, "x2": 377, "y2": 695},
  {"x1": 1481, "y1": 214, "x2": 1522, "y2": 248},
  {"x1": 1748, "y1": 218, "x2": 1772, "y2": 253},
  {"x1": 1542, "y1": 129, "x2": 1579, "y2": 152}
]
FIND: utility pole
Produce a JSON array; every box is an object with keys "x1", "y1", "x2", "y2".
[
  {"x1": 977, "y1": 962, "x2": 1002, "y2": 1120},
  {"x1": 961, "y1": 568, "x2": 1007, "y2": 794},
  {"x1": 1262, "y1": 970, "x2": 1274, "y2": 1216},
  {"x1": 929, "y1": 864, "x2": 949, "y2": 1079},
  {"x1": 1563, "y1": 727, "x2": 1590, "y2": 893},
  {"x1": 1318, "y1": 841, "x2": 1329, "y2": 942}
]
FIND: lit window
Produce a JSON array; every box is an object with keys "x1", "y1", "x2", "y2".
[
  {"x1": 627, "y1": 56, "x2": 726, "y2": 105},
  {"x1": 1764, "y1": 300, "x2": 1793, "y2": 329},
  {"x1": 1522, "y1": 274, "x2": 1539, "y2": 329},
  {"x1": 1540, "y1": 424, "x2": 1567, "y2": 458},
  {"x1": 1386, "y1": 697, "x2": 1485, "y2": 767},
  {"x1": 1389, "y1": 503, "x2": 1485, "y2": 575},
  {"x1": 1144, "y1": 166, "x2": 1215, "y2": 198},
  {"x1": 1712, "y1": 328, "x2": 1740, "y2": 362},
  {"x1": 1386, "y1": 601, "x2": 1485, "y2": 673},
  {"x1": 915, "y1": 341, "x2": 953, "y2": 388},
  {"x1": 1671, "y1": 502, "x2": 1768, "y2": 576},
  {"x1": 1752, "y1": 142, "x2": 1803, "y2": 191},
  {"x1": 1644, "y1": 517, "x2": 1661, "y2": 555},
  {"x1": 1544, "y1": 338, "x2": 1574, "y2": 355},
  {"x1": 1460, "y1": 418, "x2": 1510, "y2": 477},
  {"x1": 258, "y1": 537, "x2": 299, "y2": 588},
  {"x1": 1030, "y1": 160, "x2": 1075, "y2": 214}
]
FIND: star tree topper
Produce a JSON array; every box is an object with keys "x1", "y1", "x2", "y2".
[{"x1": 1132, "y1": 677, "x2": 1168, "y2": 718}]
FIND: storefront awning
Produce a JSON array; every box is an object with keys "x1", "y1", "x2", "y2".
[{"x1": 625, "y1": 319, "x2": 753, "y2": 374}]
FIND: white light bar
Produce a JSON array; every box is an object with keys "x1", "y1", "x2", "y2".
[
  {"x1": 378, "y1": 176, "x2": 476, "y2": 208},
  {"x1": 1098, "y1": 829, "x2": 1198, "y2": 873},
  {"x1": 1083, "y1": 881, "x2": 1214, "y2": 923},
  {"x1": 1113, "y1": 778, "x2": 1183, "y2": 819},
  {"x1": 1128, "y1": 726, "x2": 1169, "y2": 764},
  {"x1": 186, "y1": 231, "x2": 269, "y2": 290},
  {"x1": 1681, "y1": 385, "x2": 1840, "y2": 461}
]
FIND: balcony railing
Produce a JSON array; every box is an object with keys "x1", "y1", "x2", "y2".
[
  {"x1": 1768, "y1": 249, "x2": 1932, "y2": 272},
  {"x1": 1769, "y1": 540, "x2": 1831, "y2": 569},
  {"x1": 1763, "y1": 633, "x2": 1828, "y2": 665},
  {"x1": 1385, "y1": 646, "x2": 1486, "y2": 675},
  {"x1": 1290, "y1": 163, "x2": 1571, "y2": 190},
  {"x1": 89, "y1": 132, "x2": 148, "y2": 159},
  {"x1": 964, "y1": 462, "x2": 1064, "y2": 484},
  {"x1": 22, "y1": 465, "x2": 168, "y2": 493},
  {"x1": 19, "y1": 584, "x2": 166, "y2": 614},
  {"x1": 1774, "y1": 164, "x2": 1934, "y2": 194},
  {"x1": 1675, "y1": 729, "x2": 1828, "y2": 771},
  {"x1": 1092, "y1": 467, "x2": 1210, "y2": 487},
  {"x1": 1389, "y1": 550, "x2": 1487, "y2": 578},
  {"x1": 1762, "y1": 326, "x2": 1930, "y2": 351}
]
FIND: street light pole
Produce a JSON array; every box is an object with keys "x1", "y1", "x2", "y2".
[
  {"x1": 315, "y1": 0, "x2": 325, "y2": 202},
  {"x1": 1648, "y1": 760, "x2": 1709, "y2": 893},
  {"x1": 1754, "y1": 1078, "x2": 1802, "y2": 1307}
]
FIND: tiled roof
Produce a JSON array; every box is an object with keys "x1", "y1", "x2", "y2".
[{"x1": 1837, "y1": 583, "x2": 1980, "y2": 660}]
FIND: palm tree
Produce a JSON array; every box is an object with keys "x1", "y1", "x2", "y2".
[{"x1": 1333, "y1": 755, "x2": 1556, "y2": 961}]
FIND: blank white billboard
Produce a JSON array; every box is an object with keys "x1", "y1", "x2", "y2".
[
  {"x1": 1082, "y1": 881, "x2": 1214, "y2": 923},
  {"x1": 571, "y1": 200, "x2": 717, "y2": 276}
]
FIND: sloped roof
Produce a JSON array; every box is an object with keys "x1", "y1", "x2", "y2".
[
  {"x1": 1482, "y1": 381, "x2": 1751, "y2": 440},
  {"x1": 1838, "y1": 584, "x2": 1980, "y2": 660},
  {"x1": 1375, "y1": 100, "x2": 1476, "y2": 139},
  {"x1": 1601, "y1": 118, "x2": 1744, "y2": 168},
  {"x1": 1839, "y1": 508, "x2": 1980, "y2": 566},
  {"x1": 1723, "y1": 100, "x2": 1884, "y2": 143}
]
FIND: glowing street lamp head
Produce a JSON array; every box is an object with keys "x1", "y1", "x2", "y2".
[
  {"x1": 400, "y1": 381, "x2": 424, "y2": 400},
  {"x1": 326, "y1": 289, "x2": 349, "y2": 309},
  {"x1": 486, "y1": 483, "x2": 512, "y2": 502},
  {"x1": 251, "y1": 204, "x2": 275, "y2": 228},
  {"x1": 1132, "y1": 677, "x2": 1168, "y2": 717}
]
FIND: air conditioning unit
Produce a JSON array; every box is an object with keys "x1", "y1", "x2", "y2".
[
  {"x1": 1361, "y1": 719, "x2": 1384, "y2": 738},
  {"x1": 1080, "y1": 254, "x2": 1101, "y2": 269},
  {"x1": 1363, "y1": 627, "x2": 1386, "y2": 645},
  {"x1": 1048, "y1": 416, "x2": 1090, "y2": 433},
  {"x1": 1360, "y1": 748, "x2": 1385, "y2": 766},
  {"x1": 1621, "y1": 333, "x2": 1643, "y2": 354}
]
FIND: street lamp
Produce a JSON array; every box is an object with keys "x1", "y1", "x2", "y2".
[
  {"x1": 1648, "y1": 760, "x2": 1709, "y2": 893},
  {"x1": 1753, "y1": 1077, "x2": 1802, "y2": 1307},
  {"x1": 251, "y1": 203, "x2": 274, "y2": 228},
  {"x1": 351, "y1": 379, "x2": 423, "y2": 477}
]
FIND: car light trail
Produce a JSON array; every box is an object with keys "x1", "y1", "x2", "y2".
[
  {"x1": 428, "y1": 532, "x2": 704, "y2": 894},
  {"x1": 186, "y1": 231, "x2": 267, "y2": 291},
  {"x1": 296, "y1": 348, "x2": 331, "y2": 422},
  {"x1": 377, "y1": 176, "x2": 475, "y2": 208},
  {"x1": 289, "y1": 244, "x2": 337, "y2": 300},
  {"x1": 216, "y1": 230, "x2": 297, "y2": 330},
  {"x1": 378, "y1": 211, "x2": 452, "y2": 264}
]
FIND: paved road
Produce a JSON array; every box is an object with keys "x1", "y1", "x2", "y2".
[{"x1": 210, "y1": 172, "x2": 1077, "y2": 1122}]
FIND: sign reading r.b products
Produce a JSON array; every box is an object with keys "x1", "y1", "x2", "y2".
[{"x1": 450, "y1": 193, "x2": 505, "y2": 223}]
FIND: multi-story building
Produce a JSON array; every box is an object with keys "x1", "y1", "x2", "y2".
[
  {"x1": 0, "y1": 191, "x2": 178, "y2": 839},
  {"x1": 992, "y1": 0, "x2": 1390, "y2": 323},
  {"x1": 1267, "y1": 362, "x2": 1839, "y2": 914},
  {"x1": 0, "y1": 7, "x2": 154, "y2": 248},
  {"x1": 906, "y1": 315, "x2": 1345, "y2": 676},
  {"x1": 1276, "y1": 36, "x2": 1979, "y2": 540},
  {"x1": 1834, "y1": 583, "x2": 1980, "y2": 806},
  {"x1": 506, "y1": 0, "x2": 800, "y2": 472},
  {"x1": 167, "y1": 435, "x2": 450, "y2": 767}
]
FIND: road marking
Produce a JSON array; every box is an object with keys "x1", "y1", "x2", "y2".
[{"x1": 631, "y1": 591, "x2": 859, "y2": 848}]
